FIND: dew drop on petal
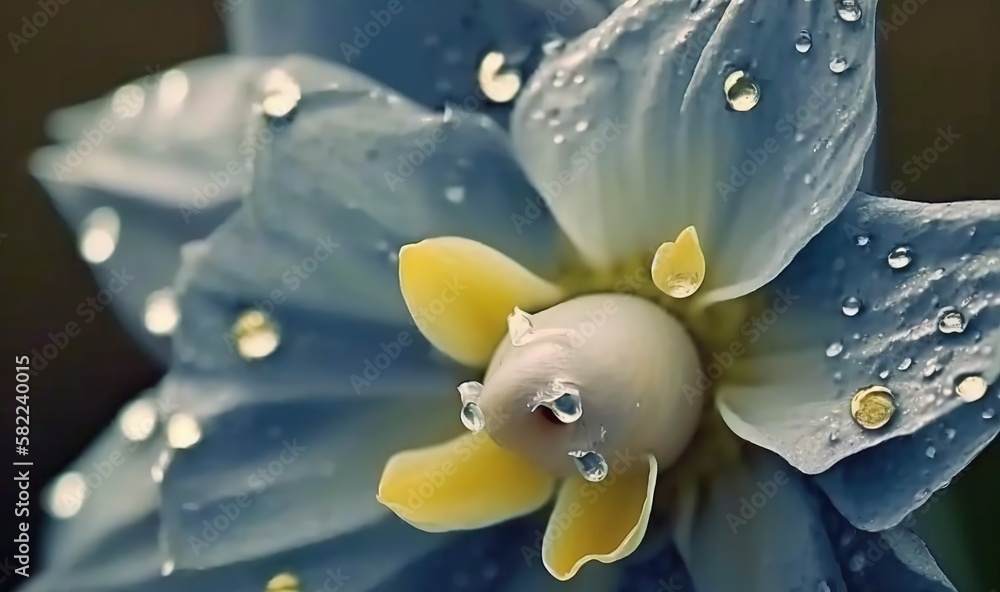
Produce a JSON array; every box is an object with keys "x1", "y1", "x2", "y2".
[
  {"x1": 983, "y1": 408, "x2": 996, "y2": 420},
  {"x1": 945, "y1": 427, "x2": 956, "y2": 440},
  {"x1": 457, "y1": 380, "x2": 483, "y2": 403},
  {"x1": 444, "y1": 185, "x2": 465, "y2": 204},
  {"x1": 550, "y1": 391, "x2": 583, "y2": 423},
  {"x1": 854, "y1": 234, "x2": 870, "y2": 247},
  {"x1": 574, "y1": 120, "x2": 589, "y2": 132},
  {"x1": 897, "y1": 357, "x2": 913, "y2": 371},
  {"x1": 836, "y1": 0, "x2": 863, "y2": 22},
  {"x1": 887, "y1": 246, "x2": 913, "y2": 270},
  {"x1": 937, "y1": 307, "x2": 967, "y2": 334},
  {"x1": 144, "y1": 288, "x2": 180, "y2": 336},
  {"x1": 166, "y1": 413, "x2": 202, "y2": 449},
  {"x1": 878, "y1": 369, "x2": 890, "y2": 380},
  {"x1": 266, "y1": 572, "x2": 301, "y2": 592},
  {"x1": 261, "y1": 69, "x2": 302, "y2": 119},
  {"x1": 825, "y1": 341, "x2": 844, "y2": 357},
  {"x1": 553, "y1": 134, "x2": 565, "y2": 144},
  {"x1": 79, "y1": 207, "x2": 120, "y2": 264},
  {"x1": 841, "y1": 296, "x2": 862, "y2": 317},
  {"x1": 541, "y1": 35, "x2": 566, "y2": 56},
  {"x1": 850, "y1": 385, "x2": 895, "y2": 430},
  {"x1": 119, "y1": 398, "x2": 158, "y2": 442},
  {"x1": 955, "y1": 374, "x2": 987, "y2": 402},
  {"x1": 795, "y1": 29, "x2": 813, "y2": 53},
  {"x1": 48, "y1": 471, "x2": 87, "y2": 518},
  {"x1": 723, "y1": 70, "x2": 760, "y2": 112},
  {"x1": 161, "y1": 560, "x2": 175, "y2": 577},
  {"x1": 233, "y1": 310, "x2": 281, "y2": 360},
  {"x1": 569, "y1": 450, "x2": 608, "y2": 482},
  {"x1": 925, "y1": 446, "x2": 936, "y2": 459},
  {"x1": 829, "y1": 56, "x2": 849, "y2": 74},
  {"x1": 151, "y1": 449, "x2": 172, "y2": 483},
  {"x1": 461, "y1": 401, "x2": 486, "y2": 433}
]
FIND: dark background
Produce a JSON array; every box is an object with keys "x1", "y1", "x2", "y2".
[{"x1": 0, "y1": 1, "x2": 997, "y2": 591}]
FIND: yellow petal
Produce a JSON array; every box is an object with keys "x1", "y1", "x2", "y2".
[
  {"x1": 543, "y1": 454, "x2": 657, "y2": 580},
  {"x1": 651, "y1": 226, "x2": 706, "y2": 299},
  {"x1": 377, "y1": 432, "x2": 556, "y2": 532},
  {"x1": 398, "y1": 237, "x2": 563, "y2": 367}
]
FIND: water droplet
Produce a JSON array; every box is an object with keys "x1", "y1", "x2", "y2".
[
  {"x1": 461, "y1": 402, "x2": 486, "y2": 432},
  {"x1": 878, "y1": 369, "x2": 890, "y2": 379},
  {"x1": 572, "y1": 74, "x2": 586, "y2": 85},
  {"x1": 541, "y1": 35, "x2": 566, "y2": 56},
  {"x1": 549, "y1": 392, "x2": 583, "y2": 423},
  {"x1": 553, "y1": 134, "x2": 565, "y2": 144},
  {"x1": 955, "y1": 374, "x2": 987, "y2": 402},
  {"x1": 850, "y1": 385, "x2": 895, "y2": 430},
  {"x1": 151, "y1": 449, "x2": 172, "y2": 483},
  {"x1": 945, "y1": 427, "x2": 956, "y2": 440},
  {"x1": 161, "y1": 559, "x2": 175, "y2": 577},
  {"x1": 261, "y1": 69, "x2": 301, "y2": 119},
  {"x1": 841, "y1": 296, "x2": 862, "y2": 316},
  {"x1": 232, "y1": 310, "x2": 281, "y2": 360},
  {"x1": 458, "y1": 380, "x2": 483, "y2": 404},
  {"x1": 144, "y1": 288, "x2": 180, "y2": 336},
  {"x1": 79, "y1": 207, "x2": 120, "y2": 264},
  {"x1": 794, "y1": 30, "x2": 812, "y2": 53},
  {"x1": 266, "y1": 572, "x2": 301, "y2": 592},
  {"x1": 836, "y1": 0, "x2": 863, "y2": 22},
  {"x1": 48, "y1": 471, "x2": 87, "y2": 518},
  {"x1": 444, "y1": 185, "x2": 465, "y2": 204},
  {"x1": 119, "y1": 398, "x2": 157, "y2": 442},
  {"x1": 723, "y1": 70, "x2": 760, "y2": 112},
  {"x1": 897, "y1": 357, "x2": 913, "y2": 371},
  {"x1": 507, "y1": 307, "x2": 535, "y2": 346},
  {"x1": 110, "y1": 83, "x2": 146, "y2": 119},
  {"x1": 804, "y1": 173, "x2": 815, "y2": 185},
  {"x1": 166, "y1": 413, "x2": 202, "y2": 449},
  {"x1": 887, "y1": 246, "x2": 912, "y2": 270},
  {"x1": 825, "y1": 341, "x2": 844, "y2": 357},
  {"x1": 574, "y1": 120, "x2": 589, "y2": 132},
  {"x1": 983, "y1": 408, "x2": 996, "y2": 420},
  {"x1": 854, "y1": 234, "x2": 870, "y2": 247},
  {"x1": 925, "y1": 446, "x2": 936, "y2": 458},
  {"x1": 569, "y1": 450, "x2": 608, "y2": 482},
  {"x1": 829, "y1": 56, "x2": 849, "y2": 74},
  {"x1": 937, "y1": 307, "x2": 967, "y2": 334},
  {"x1": 478, "y1": 51, "x2": 521, "y2": 103}
]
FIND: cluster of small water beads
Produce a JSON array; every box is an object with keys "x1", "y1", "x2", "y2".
[{"x1": 456, "y1": 307, "x2": 610, "y2": 483}]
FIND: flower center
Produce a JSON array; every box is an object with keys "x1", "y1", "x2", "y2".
[{"x1": 468, "y1": 293, "x2": 704, "y2": 479}]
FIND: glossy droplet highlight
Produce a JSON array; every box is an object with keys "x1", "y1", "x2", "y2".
[
  {"x1": 119, "y1": 398, "x2": 157, "y2": 442},
  {"x1": 458, "y1": 381, "x2": 486, "y2": 432},
  {"x1": 79, "y1": 207, "x2": 120, "y2": 264},
  {"x1": 144, "y1": 288, "x2": 180, "y2": 336},
  {"x1": 841, "y1": 296, "x2": 862, "y2": 317},
  {"x1": 826, "y1": 341, "x2": 844, "y2": 357},
  {"x1": 531, "y1": 379, "x2": 583, "y2": 424},
  {"x1": 983, "y1": 408, "x2": 996, "y2": 420},
  {"x1": 569, "y1": 450, "x2": 608, "y2": 482},
  {"x1": 836, "y1": 0, "x2": 863, "y2": 22},
  {"x1": 444, "y1": 185, "x2": 465, "y2": 204},
  {"x1": 897, "y1": 357, "x2": 913, "y2": 371},
  {"x1": 478, "y1": 51, "x2": 521, "y2": 103},
  {"x1": 166, "y1": 413, "x2": 202, "y2": 449},
  {"x1": 794, "y1": 30, "x2": 812, "y2": 53},
  {"x1": 854, "y1": 234, "x2": 870, "y2": 247},
  {"x1": 48, "y1": 471, "x2": 87, "y2": 518},
  {"x1": 261, "y1": 69, "x2": 301, "y2": 118},
  {"x1": 829, "y1": 56, "x2": 849, "y2": 74},
  {"x1": 233, "y1": 310, "x2": 281, "y2": 360},
  {"x1": 937, "y1": 308, "x2": 967, "y2": 334},
  {"x1": 887, "y1": 246, "x2": 912, "y2": 270},
  {"x1": 161, "y1": 560, "x2": 175, "y2": 577},
  {"x1": 925, "y1": 446, "x2": 936, "y2": 459},
  {"x1": 266, "y1": 573, "x2": 301, "y2": 592},
  {"x1": 723, "y1": 70, "x2": 760, "y2": 112},
  {"x1": 850, "y1": 385, "x2": 895, "y2": 430},
  {"x1": 955, "y1": 374, "x2": 987, "y2": 402}
]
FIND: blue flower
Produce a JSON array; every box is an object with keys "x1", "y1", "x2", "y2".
[{"x1": 28, "y1": 0, "x2": 999, "y2": 591}]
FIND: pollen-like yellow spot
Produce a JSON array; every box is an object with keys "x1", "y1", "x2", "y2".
[{"x1": 651, "y1": 226, "x2": 705, "y2": 299}]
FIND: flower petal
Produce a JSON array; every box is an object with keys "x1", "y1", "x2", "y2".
[
  {"x1": 542, "y1": 454, "x2": 656, "y2": 580},
  {"x1": 672, "y1": 448, "x2": 845, "y2": 592},
  {"x1": 378, "y1": 432, "x2": 556, "y2": 532},
  {"x1": 400, "y1": 237, "x2": 564, "y2": 367},
  {"x1": 512, "y1": 0, "x2": 876, "y2": 303},
  {"x1": 715, "y1": 193, "x2": 1000, "y2": 479},
  {"x1": 29, "y1": 56, "x2": 268, "y2": 361},
  {"x1": 225, "y1": 0, "x2": 619, "y2": 124}
]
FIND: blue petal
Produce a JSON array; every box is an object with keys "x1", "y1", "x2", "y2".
[
  {"x1": 716, "y1": 193, "x2": 1000, "y2": 483},
  {"x1": 512, "y1": 0, "x2": 877, "y2": 303},
  {"x1": 672, "y1": 448, "x2": 845, "y2": 592},
  {"x1": 819, "y1": 500, "x2": 956, "y2": 592},
  {"x1": 29, "y1": 56, "x2": 271, "y2": 362},
  {"x1": 157, "y1": 55, "x2": 561, "y2": 570},
  {"x1": 224, "y1": 0, "x2": 621, "y2": 125}
]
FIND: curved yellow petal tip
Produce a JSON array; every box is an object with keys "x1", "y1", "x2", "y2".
[
  {"x1": 397, "y1": 236, "x2": 563, "y2": 367},
  {"x1": 543, "y1": 454, "x2": 658, "y2": 581},
  {"x1": 377, "y1": 432, "x2": 556, "y2": 533},
  {"x1": 651, "y1": 226, "x2": 705, "y2": 299}
]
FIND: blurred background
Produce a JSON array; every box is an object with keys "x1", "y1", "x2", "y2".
[{"x1": 0, "y1": 1, "x2": 997, "y2": 591}]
